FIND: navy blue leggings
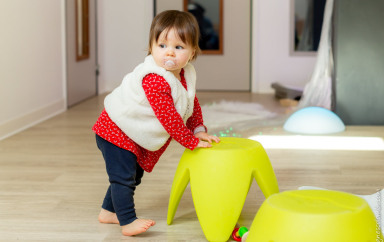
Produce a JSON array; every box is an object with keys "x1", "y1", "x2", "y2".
[{"x1": 96, "y1": 135, "x2": 144, "y2": 226}]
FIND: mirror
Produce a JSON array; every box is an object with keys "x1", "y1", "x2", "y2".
[
  {"x1": 184, "y1": 0, "x2": 223, "y2": 54},
  {"x1": 291, "y1": 0, "x2": 326, "y2": 55}
]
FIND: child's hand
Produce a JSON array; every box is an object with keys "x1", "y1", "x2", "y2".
[
  {"x1": 195, "y1": 132, "x2": 220, "y2": 148},
  {"x1": 197, "y1": 140, "x2": 212, "y2": 148}
]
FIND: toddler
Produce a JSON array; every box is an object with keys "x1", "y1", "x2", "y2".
[{"x1": 92, "y1": 10, "x2": 220, "y2": 236}]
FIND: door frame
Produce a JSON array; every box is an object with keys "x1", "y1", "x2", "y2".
[{"x1": 65, "y1": 0, "x2": 98, "y2": 107}]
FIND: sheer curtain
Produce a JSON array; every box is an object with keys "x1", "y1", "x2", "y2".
[{"x1": 298, "y1": 0, "x2": 334, "y2": 110}]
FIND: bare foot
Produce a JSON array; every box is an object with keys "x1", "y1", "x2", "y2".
[
  {"x1": 98, "y1": 208, "x2": 119, "y2": 224},
  {"x1": 121, "y1": 219, "x2": 156, "y2": 236}
]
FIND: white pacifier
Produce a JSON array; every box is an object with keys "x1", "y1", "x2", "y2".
[{"x1": 165, "y1": 60, "x2": 176, "y2": 68}]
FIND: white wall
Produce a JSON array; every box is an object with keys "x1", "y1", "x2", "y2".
[
  {"x1": 252, "y1": 0, "x2": 317, "y2": 93},
  {"x1": 0, "y1": 0, "x2": 66, "y2": 140},
  {"x1": 97, "y1": 0, "x2": 153, "y2": 94},
  {"x1": 0, "y1": 0, "x2": 153, "y2": 140}
]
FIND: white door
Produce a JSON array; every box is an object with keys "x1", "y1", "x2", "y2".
[
  {"x1": 66, "y1": 0, "x2": 97, "y2": 107},
  {"x1": 156, "y1": 0, "x2": 251, "y2": 91}
]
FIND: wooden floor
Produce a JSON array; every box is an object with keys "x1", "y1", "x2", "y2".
[{"x1": 0, "y1": 92, "x2": 383, "y2": 241}]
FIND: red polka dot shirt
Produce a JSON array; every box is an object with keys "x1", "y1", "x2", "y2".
[{"x1": 92, "y1": 69, "x2": 205, "y2": 172}]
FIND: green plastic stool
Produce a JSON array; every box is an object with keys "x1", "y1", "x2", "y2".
[
  {"x1": 247, "y1": 189, "x2": 383, "y2": 242},
  {"x1": 167, "y1": 137, "x2": 279, "y2": 242}
]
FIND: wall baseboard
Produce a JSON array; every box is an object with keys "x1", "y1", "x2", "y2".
[{"x1": 0, "y1": 99, "x2": 66, "y2": 141}]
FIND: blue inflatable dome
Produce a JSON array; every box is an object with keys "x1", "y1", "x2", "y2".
[{"x1": 284, "y1": 107, "x2": 345, "y2": 134}]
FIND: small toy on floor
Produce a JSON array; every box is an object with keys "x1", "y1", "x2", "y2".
[{"x1": 232, "y1": 226, "x2": 249, "y2": 241}]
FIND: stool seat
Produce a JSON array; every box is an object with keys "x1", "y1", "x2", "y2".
[
  {"x1": 167, "y1": 137, "x2": 279, "y2": 242},
  {"x1": 247, "y1": 189, "x2": 383, "y2": 241}
]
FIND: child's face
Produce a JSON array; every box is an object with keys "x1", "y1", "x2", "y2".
[{"x1": 151, "y1": 28, "x2": 196, "y2": 78}]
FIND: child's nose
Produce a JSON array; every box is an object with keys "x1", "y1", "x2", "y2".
[{"x1": 166, "y1": 48, "x2": 175, "y2": 56}]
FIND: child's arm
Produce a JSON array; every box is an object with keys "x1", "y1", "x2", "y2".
[
  {"x1": 143, "y1": 74, "x2": 200, "y2": 150},
  {"x1": 186, "y1": 96, "x2": 220, "y2": 147},
  {"x1": 186, "y1": 96, "x2": 206, "y2": 132}
]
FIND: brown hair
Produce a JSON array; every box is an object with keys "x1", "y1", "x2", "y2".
[{"x1": 148, "y1": 10, "x2": 201, "y2": 61}]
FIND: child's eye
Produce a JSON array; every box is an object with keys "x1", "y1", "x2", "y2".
[
  {"x1": 159, "y1": 44, "x2": 166, "y2": 48},
  {"x1": 176, "y1": 46, "x2": 184, "y2": 50}
]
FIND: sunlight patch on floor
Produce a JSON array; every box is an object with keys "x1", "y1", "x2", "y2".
[{"x1": 249, "y1": 135, "x2": 384, "y2": 151}]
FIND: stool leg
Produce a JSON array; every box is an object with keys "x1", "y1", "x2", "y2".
[
  {"x1": 252, "y1": 152, "x2": 279, "y2": 198},
  {"x1": 167, "y1": 168, "x2": 190, "y2": 225}
]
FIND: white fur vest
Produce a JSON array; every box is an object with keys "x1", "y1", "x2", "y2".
[{"x1": 104, "y1": 55, "x2": 196, "y2": 151}]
